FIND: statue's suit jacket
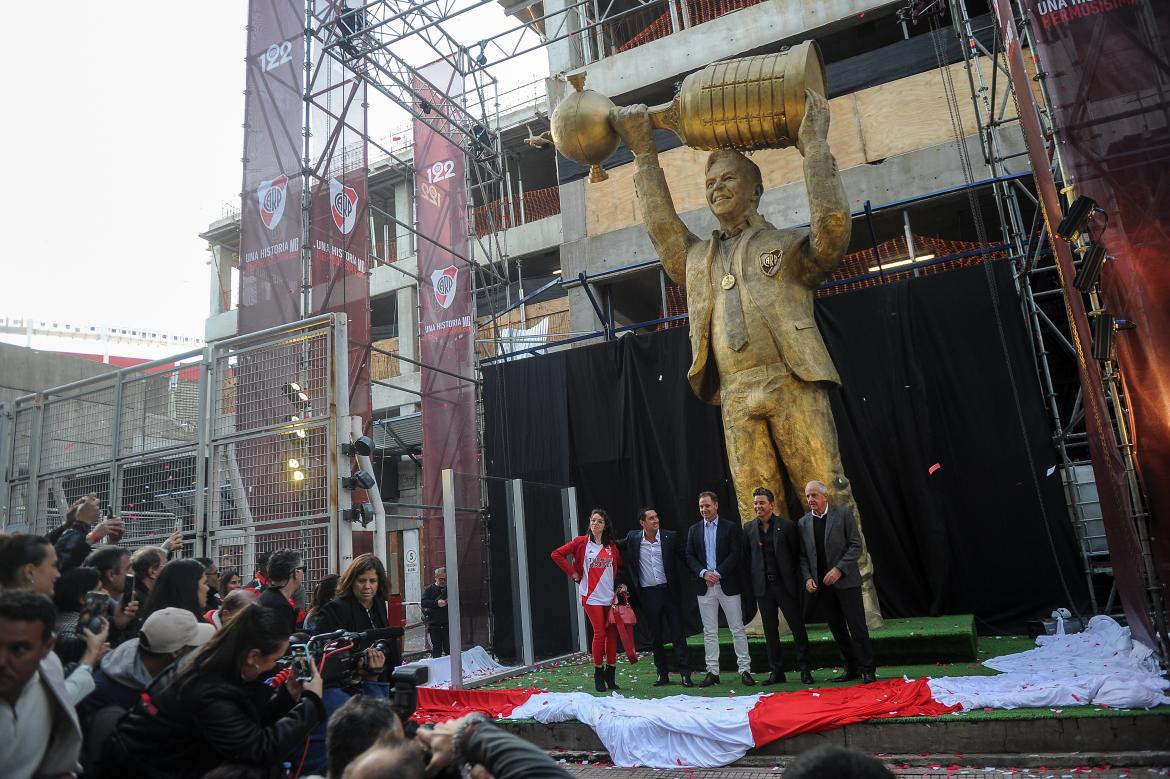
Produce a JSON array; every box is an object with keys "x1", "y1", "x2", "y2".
[{"x1": 632, "y1": 158, "x2": 849, "y2": 405}]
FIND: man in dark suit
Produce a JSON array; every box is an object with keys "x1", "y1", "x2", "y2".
[
  {"x1": 619, "y1": 508, "x2": 693, "y2": 687},
  {"x1": 798, "y1": 480, "x2": 876, "y2": 683},
  {"x1": 744, "y1": 487, "x2": 814, "y2": 685},
  {"x1": 685, "y1": 491, "x2": 755, "y2": 687}
]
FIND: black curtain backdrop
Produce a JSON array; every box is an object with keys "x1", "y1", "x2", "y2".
[{"x1": 484, "y1": 263, "x2": 1089, "y2": 658}]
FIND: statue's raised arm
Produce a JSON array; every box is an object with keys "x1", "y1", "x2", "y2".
[
  {"x1": 795, "y1": 89, "x2": 851, "y2": 287},
  {"x1": 610, "y1": 104, "x2": 700, "y2": 288}
]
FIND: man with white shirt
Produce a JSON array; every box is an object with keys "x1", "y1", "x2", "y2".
[
  {"x1": 0, "y1": 590, "x2": 84, "y2": 779},
  {"x1": 684, "y1": 492, "x2": 755, "y2": 687},
  {"x1": 798, "y1": 480, "x2": 876, "y2": 683},
  {"x1": 618, "y1": 508, "x2": 693, "y2": 687}
]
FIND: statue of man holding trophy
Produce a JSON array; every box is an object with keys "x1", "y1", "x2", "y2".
[{"x1": 550, "y1": 43, "x2": 882, "y2": 628}]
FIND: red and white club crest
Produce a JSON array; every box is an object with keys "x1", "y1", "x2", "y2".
[
  {"x1": 329, "y1": 177, "x2": 359, "y2": 235},
  {"x1": 431, "y1": 265, "x2": 459, "y2": 310},
  {"x1": 257, "y1": 175, "x2": 287, "y2": 231}
]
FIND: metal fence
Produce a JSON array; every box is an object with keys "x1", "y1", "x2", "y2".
[{"x1": 1, "y1": 315, "x2": 353, "y2": 590}]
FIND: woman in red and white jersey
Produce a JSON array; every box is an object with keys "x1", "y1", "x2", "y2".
[{"x1": 551, "y1": 508, "x2": 627, "y2": 692}]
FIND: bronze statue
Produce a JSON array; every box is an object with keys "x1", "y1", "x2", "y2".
[{"x1": 609, "y1": 88, "x2": 883, "y2": 627}]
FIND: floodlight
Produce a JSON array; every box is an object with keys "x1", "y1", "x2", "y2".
[
  {"x1": 1073, "y1": 244, "x2": 1108, "y2": 291},
  {"x1": 341, "y1": 435, "x2": 374, "y2": 457},
  {"x1": 283, "y1": 382, "x2": 310, "y2": 405},
  {"x1": 343, "y1": 502, "x2": 375, "y2": 526},
  {"x1": 1055, "y1": 195, "x2": 1100, "y2": 242},
  {"x1": 1091, "y1": 312, "x2": 1113, "y2": 361},
  {"x1": 342, "y1": 470, "x2": 377, "y2": 490}
]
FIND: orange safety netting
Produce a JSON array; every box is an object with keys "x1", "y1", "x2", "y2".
[
  {"x1": 616, "y1": 0, "x2": 763, "y2": 54},
  {"x1": 473, "y1": 184, "x2": 562, "y2": 237}
]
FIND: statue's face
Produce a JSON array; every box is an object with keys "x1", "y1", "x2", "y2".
[{"x1": 705, "y1": 157, "x2": 754, "y2": 220}]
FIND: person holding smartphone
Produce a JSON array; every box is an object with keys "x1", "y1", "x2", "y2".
[
  {"x1": 104, "y1": 604, "x2": 325, "y2": 778},
  {"x1": 54, "y1": 496, "x2": 126, "y2": 573}
]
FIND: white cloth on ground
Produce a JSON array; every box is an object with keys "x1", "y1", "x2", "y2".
[
  {"x1": 509, "y1": 691, "x2": 763, "y2": 768},
  {"x1": 418, "y1": 645, "x2": 514, "y2": 688},
  {"x1": 928, "y1": 616, "x2": 1170, "y2": 711}
]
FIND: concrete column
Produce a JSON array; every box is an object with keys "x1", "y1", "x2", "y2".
[
  {"x1": 208, "y1": 245, "x2": 235, "y2": 316},
  {"x1": 567, "y1": 285, "x2": 604, "y2": 334},
  {"x1": 542, "y1": 0, "x2": 583, "y2": 76},
  {"x1": 394, "y1": 181, "x2": 414, "y2": 261},
  {"x1": 396, "y1": 284, "x2": 418, "y2": 374}
]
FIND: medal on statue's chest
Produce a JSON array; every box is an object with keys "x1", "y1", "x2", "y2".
[
  {"x1": 760, "y1": 249, "x2": 783, "y2": 277},
  {"x1": 721, "y1": 273, "x2": 736, "y2": 290}
]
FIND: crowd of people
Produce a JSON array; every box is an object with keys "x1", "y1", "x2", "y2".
[
  {"x1": 552, "y1": 480, "x2": 877, "y2": 691},
  {"x1": 0, "y1": 493, "x2": 569, "y2": 779}
]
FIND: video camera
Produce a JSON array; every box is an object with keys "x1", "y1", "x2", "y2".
[{"x1": 282, "y1": 626, "x2": 405, "y2": 688}]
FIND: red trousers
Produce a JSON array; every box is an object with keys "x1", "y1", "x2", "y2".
[{"x1": 582, "y1": 598, "x2": 618, "y2": 666}]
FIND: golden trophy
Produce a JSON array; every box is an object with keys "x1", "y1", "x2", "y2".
[{"x1": 549, "y1": 40, "x2": 826, "y2": 182}]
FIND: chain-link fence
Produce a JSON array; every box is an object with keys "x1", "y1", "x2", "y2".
[{"x1": 1, "y1": 315, "x2": 352, "y2": 592}]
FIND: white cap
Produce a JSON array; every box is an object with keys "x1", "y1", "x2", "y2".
[{"x1": 140, "y1": 607, "x2": 216, "y2": 653}]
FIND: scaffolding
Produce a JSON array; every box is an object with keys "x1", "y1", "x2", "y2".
[{"x1": 941, "y1": 0, "x2": 1164, "y2": 652}]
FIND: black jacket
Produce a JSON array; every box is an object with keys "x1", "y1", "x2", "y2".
[
  {"x1": 743, "y1": 514, "x2": 802, "y2": 599},
  {"x1": 617, "y1": 528, "x2": 686, "y2": 601},
  {"x1": 314, "y1": 594, "x2": 402, "y2": 678},
  {"x1": 259, "y1": 587, "x2": 299, "y2": 637},
  {"x1": 54, "y1": 525, "x2": 95, "y2": 573},
  {"x1": 104, "y1": 661, "x2": 324, "y2": 778},
  {"x1": 459, "y1": 716, "x2": 570, "y2": 778},
  {"x1": 421, "y1": 583, "x2": 449, "y2": 625},
  {"x1": 685, "y1": 517, "x2": 745, "y2": 596}
]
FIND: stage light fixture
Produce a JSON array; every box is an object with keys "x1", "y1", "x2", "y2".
[
  {"x1": 342, "y1": 470, "x2": 377, "y2": 490},
  {"x1": 343, "y1": 501, "x2": 375, "y2": 526},
  {"x1": 420, "y1": 99, "x2": 432, "y2": 115},
  {"x1": 341, "y1": 435, "x2": 374, "y2": 457},
  {"x1": 1091, "y1": 311, "x2": 1114, "y2": 361},
  {"x1": 1055, "y1": 195, "x2": 1100, "y2": 242},
  {"x1": 283, "y1": 382, "x2": 310, "y2": 404},
  {"x1": 1073, "y1": 244, "x2": 1108, "y2": 291}
]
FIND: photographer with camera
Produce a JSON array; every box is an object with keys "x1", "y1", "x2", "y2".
[
  {"x1": 104, "y1": 604, "x2": 325, "y2": 778},
  {"x1": 314, "y1": 554, "x2": 400, "y2": 679},
  {"x1": 296, "y1": 554, "x2": 402, "y2": 776}
]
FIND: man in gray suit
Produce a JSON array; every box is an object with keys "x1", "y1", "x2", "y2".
[{"x1": 798, "y1": 480, "x2": 876, "y2": 683}]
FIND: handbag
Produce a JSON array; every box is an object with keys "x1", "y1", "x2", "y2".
[{"x1": 609, "y1": 592, "x2": 637, "y2": 625}]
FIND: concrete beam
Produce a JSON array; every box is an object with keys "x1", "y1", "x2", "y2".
[{"x1": 563, "y1": 0, "x2": 902, "y2": 103}]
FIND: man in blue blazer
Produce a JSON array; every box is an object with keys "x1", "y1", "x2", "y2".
[
  {"x1": 685, "y1": 491, "x2": 755, "y2": 687},
  {"x1": 798, "y1": 480, "x2": 876, "y2": 683},
  {"x1": 619, "y1": 508, "x2": 693, "y2": 687}
]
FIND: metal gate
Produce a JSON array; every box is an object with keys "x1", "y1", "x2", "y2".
[{"x1": 1, "y1": 315, "x2": 352, "y2": 586}]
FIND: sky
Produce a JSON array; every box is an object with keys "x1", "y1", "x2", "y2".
[{"x1": 0, "y1": 2, "x2": 547, "y2": 340}]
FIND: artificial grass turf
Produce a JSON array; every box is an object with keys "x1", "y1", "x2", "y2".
[
  {"x1": 675, "y1": 615, "x2": 979, "y2": 671},
  {"x1": 482, "y1": 636, "x2": 1169, "y2": 722}
]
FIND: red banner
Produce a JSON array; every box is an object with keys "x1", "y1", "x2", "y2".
[
  {"x1": 993, "y1": 0, "x2": 1167, "y2": 645},
  {"x1": 239, "y1": 0, "x2": 305, "y2": 333},
  {"x1": 413, "y1": 61, "x2": 486, "y2": 645},
  {"x1": 308, "y1": 2, "x2": 372, "y2": 424}
]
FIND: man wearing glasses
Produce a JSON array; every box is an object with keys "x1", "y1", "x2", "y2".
[{"x1": 260, "y1": 549, "x2": 305, "y2": 635}]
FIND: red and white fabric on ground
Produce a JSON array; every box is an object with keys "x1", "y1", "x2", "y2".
[
  {"x1": 414, "y1": 679, "x2": 953, "y2": 768},
  {"x1": 409, "y1": 617, "x2": 1168, "y2": 769}
]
